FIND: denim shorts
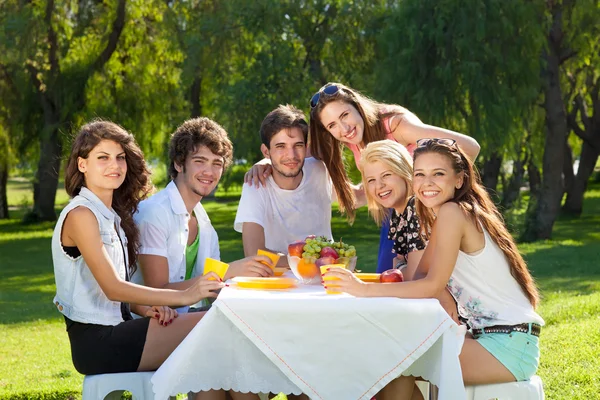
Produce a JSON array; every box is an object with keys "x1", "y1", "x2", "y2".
[{"x1": 474, "y1": 327, "x2": 540, "y2": 381}]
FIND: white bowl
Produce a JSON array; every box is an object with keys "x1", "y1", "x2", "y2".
[{"x1": 287, "y1": 255, "x2": 357, "y2": 284}]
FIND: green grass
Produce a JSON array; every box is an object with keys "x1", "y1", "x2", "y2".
[{"x1": 1, "y1": 179, "x2": 599, "y2": 399}]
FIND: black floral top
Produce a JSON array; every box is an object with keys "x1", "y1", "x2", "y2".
[{"x1": 388, "y1": 196, "x2": 426, "y2": 260}]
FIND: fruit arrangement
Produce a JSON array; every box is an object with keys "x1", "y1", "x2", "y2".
[{"x1": 288, "y1": 235, "x2": 357, "y2": 282}]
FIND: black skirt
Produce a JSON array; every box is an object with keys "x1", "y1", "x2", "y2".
[{"x1": 64, "y1": 316, "x2": 150, "y2": 375}]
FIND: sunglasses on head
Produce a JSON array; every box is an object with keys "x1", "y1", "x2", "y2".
[
  {"x1": 416, "y1": 138, "x2": 457, "y2": 148},
  {"x1": 310, "y1": 85, "x2": 340, "y2": 109}
]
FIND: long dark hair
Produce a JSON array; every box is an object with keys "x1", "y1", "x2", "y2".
[
  {"x1": 309, "y1": 82, "x2": 409, "y2": 222},
  {"x1": 64, "y1": 120, "x2": 153, "y2": 274},
  {"x1": 413, "y1": 141, "x2": 540, "y2": 307}
]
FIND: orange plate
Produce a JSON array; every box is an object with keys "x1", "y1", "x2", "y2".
[
  {"x1": 232, "y1": 277, "x2": 298, "y2": 290},
  {"x1": 354, "y1": 273, "x2": 381, "y2": 283}
]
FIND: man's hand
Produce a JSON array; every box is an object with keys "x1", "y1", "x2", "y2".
[{"x1": 225, "y1": 255, "x2": 274, "y2": 279}]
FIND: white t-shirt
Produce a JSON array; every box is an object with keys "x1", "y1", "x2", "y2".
[
  {"x1": 234, "y1": 157, "x2": 333, "y2": 254},
  {"x1": 447, "y1": 227, "x2": 545, "y2": 330}
]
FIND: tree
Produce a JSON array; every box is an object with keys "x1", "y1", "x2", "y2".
[
  {"x1": 562, "y1": 0, "x2": 600, "y2": 215},
  {"x1": 1, "y1": 0, "x2": 126, "y2": 221},
  {"x1": 372, "y1": 0, "x2": 544, "y2": 194},
  {"x1": 524, "y1": 0, "x2": 599, "y2": 238}
]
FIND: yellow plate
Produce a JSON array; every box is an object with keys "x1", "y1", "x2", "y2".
[
  {"x1": 232, "y1": 277, "x2": 297, "y2": 290},
  {"x1": 354, "y1": 273, "x2": 381, "y2": 283}
]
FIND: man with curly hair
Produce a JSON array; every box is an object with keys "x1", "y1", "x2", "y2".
[{"x1": 132, "y1": 117, "x2": 272, "y2": 312}]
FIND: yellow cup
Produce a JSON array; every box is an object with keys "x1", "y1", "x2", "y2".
[
  {"x1": 203, "y1": 258, "x2": 229, "y2": 280},
  {"x1": 257, "y1": 249, "x2": 282, "y2": 270},
  {"x1": 320, "y1": 264, "x2": 347, "y2": 294}
]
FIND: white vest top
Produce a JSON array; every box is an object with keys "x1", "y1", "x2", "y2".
[
  {"x1": 52, "y1": 187, "x2": 129, "y2": 326},
  {"x1": 447, "y1": 227, "x2": 544, "y2": 330}
]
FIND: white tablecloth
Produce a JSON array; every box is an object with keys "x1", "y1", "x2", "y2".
[{"x1": 152, "y1": 284, "x2": 467, "y2": 400}]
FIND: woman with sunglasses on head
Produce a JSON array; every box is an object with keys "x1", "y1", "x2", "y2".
[
  {"x1": 245, "y1": 83, "x2": 480, "y2": 273},
  {"x1": 53, "y1": 120, "x2": 257, "y2": 400},
  {"x1": 325, "y1": 138, "x2": 543, "y2": 398}
]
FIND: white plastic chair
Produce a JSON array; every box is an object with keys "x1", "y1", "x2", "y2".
[
  {"x1": 465, "y1": 375, "x2": 545, "y2": 400},
  {"x1": 82, "y1": 371, "x2": 155, "y2": 400}
]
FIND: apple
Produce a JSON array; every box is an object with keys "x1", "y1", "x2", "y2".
[
  {"x1": 380, "y1": 269, "x2": 404, "y2": 283},
  {"x1": 320, "y1": 246, "x2": 339, "y2": 259},
  {"x1": 288, "y1": 240, "x2": 306, "y2": 258},
  {"x1": 315, "y1": 256, "x2": 338, "y2": 268},
  {"x1": 305, "y1": 235, "x2": 317, "y2": 240}
]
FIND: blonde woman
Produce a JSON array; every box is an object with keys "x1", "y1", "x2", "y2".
[{"x1": 325, "y1": 139, "x2": 543, "y2": 398}]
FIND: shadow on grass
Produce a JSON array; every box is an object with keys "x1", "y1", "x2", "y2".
[
  {"x1": 525, "y1": 240, "x2": 600, "y2": 296},
  {"x1": 0, "y1": 236, "x2": 58, "y2": 324}
]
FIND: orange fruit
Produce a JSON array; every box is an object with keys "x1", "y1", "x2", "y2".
[{"x1": 297, "y1": 258, "x2": 319, "y2": 279}]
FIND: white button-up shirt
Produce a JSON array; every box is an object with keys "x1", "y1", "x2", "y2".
[{"x1": 131, "y1": 181, "x2": 220, "y2": 286}]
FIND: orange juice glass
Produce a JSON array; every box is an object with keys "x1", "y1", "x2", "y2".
[
  {"x1": 257, "y1": 249, "x2": 281, "y2": 270},
  {"x1": 203, "y1": 258, "x2": 229, "y2": 280},
  {"x1": 320, "y1": 264, "x2": 347, "y2": 294}
]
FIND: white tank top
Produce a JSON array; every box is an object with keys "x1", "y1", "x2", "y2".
[{"x1": 447, "y1": 227, "x2": 544, "y2": 329}]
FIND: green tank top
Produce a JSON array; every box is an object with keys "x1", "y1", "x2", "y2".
[{"x1": 185, "y1": 225, "x2": 199, "y2": 280}]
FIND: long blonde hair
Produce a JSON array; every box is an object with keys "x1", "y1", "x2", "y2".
[
  {"x1": 359, "y1": 140, "x2": 414, "y2": 226},
  {"x1": 414, "y1": 141, "x2": 540, "y2": 308},
  {"x1": 309, "y1": 82, "x2": 409, "y2": 223}
]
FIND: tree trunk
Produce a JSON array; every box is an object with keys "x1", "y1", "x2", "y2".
[
  {"x1": 562, "y1": 141, "x2": 574, "y2": 195},
  {"x1": 521, "y1": 159, "x2": 542, "y2": 242},
  {"x1": 501, "y1": 156, "x2": 527, "y2": 210},
  {"x1": 28, "y1": 0, "x2": 125, "y2": 222},
  {"x1": 0, "y1": 160, "x2": 8, "y2": 219},
  {"x1": 190, "y1": 74, "x2": 203, "y2": 118},
  {"x1": 30, "y1": 125, "x2": 62, "y2": 221},
  {"x1": 562, "y1": 141, "x2": 599, "y2": 215},
  {"x1": 526, "y1": 9, "x2": 569, "y2": 240},
  {"x1": 481, "y1": 152, "x2": 503, "y2": 196}
]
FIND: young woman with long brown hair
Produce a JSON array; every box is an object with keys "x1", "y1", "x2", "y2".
[
  {"x1": 325, "y1": 139, "x2": 543, "y2": 399},
  {"x1": 52, "y1": 121, "x2": 257, "y2": 400}
]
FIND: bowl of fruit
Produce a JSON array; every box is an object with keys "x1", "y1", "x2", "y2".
[{"x1": 287, "y1": 235, "x2": 357, "y2": 284}]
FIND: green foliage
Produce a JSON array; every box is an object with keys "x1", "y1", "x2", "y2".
[
  {"x1": 220, "y1": 164, "x2": 251, "y2": 193},
  {"x1": 374, "y1": 0, "x2": 545, "y2": 158}
]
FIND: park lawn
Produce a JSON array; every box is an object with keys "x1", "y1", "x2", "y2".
[{"x1": 0, "y1": 182, "x2": 599, "y2": 399}]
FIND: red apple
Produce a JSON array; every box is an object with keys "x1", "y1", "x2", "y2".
[
  {"x1": 315, "y1": 256, "x2": 338, "y2": 268},
  {"x1": 288, "y1": 240, "x2": 306, "y2": 258},
  {"x1": 380, "y1": 269, "x2": 404, "y2": 283},
  {"x1": 320, "y1": 246, "x2": 339, "y2": 259},
  {"x1": 305, "y1": 235, "x2": 317, "y2": 240}
]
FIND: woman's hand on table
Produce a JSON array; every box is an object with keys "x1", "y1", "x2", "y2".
[
  {"x1": 244, "y1": 163, "x2": 272, "y2": 188},
  {"x1": 146, "y1": 305, "x2": 178, "y2": 326},
  {"x1": 225, "y1": 255, "x2": 274, "y2": 279},
  {"x1": 323, "y1": 267, "x2": 368, "y2": 297}
]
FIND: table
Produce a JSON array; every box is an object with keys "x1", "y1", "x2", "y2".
[{"x1": 152, "y1": 283, "x2": 467, "y2": 400}]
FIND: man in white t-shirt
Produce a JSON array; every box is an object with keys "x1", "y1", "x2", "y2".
[
  {"x1": 132, "y1": 117, "x2": 272, "y2": 311},
  {"x1": 234, "y1": 105, "x2": 337, "y2": 266}
]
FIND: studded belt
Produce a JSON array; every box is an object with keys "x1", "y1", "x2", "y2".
[{"x1": 472, "y1": 323, "x2": 541, "y2": 337}]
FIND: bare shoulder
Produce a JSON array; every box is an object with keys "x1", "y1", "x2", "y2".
[
  {"x1": 64, "y1": 206, "x2": 99, "y2": 234},
  {"x1": 437, "y1": 202, "x2": 468, "y2": 225}
]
